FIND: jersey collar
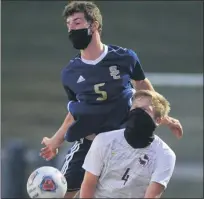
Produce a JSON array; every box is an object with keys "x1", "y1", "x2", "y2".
[{"x1": 81, "y1": 44, "x2": 108, "y2": 65}]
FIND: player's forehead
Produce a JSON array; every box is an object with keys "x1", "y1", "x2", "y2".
[
  {"x1": 133, "y1": 96, "x2": 152, "y2": 107},
  {"x1": 66, "y1": 12, "x2": 87, "y2": 24},
  {"x1": 131, "y1": 96, "x2": 154, "y2": 113}
]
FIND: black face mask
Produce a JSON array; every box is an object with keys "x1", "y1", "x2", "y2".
[
  {"x1": 124, "y1": 108, "x2": 156, "y2": 149},
  {"x1": 68, "y1": 28, "x2": 92, "y2": 50}
]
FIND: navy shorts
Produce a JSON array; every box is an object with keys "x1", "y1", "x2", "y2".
[{"x1": 60, "y1": 138, "x2": 92, "y2": 192}]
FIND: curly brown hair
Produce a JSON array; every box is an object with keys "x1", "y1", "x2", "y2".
[{"x1": 62, "y1": 1, "x2": 102, "y2": 34}]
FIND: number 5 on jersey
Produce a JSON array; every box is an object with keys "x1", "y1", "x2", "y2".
[
  {"x1": 94, "y1": 66, "x2": 120, "y2": 101},
  {"x1": 94, "y1": 83, "x2": 107, "y2": 101}
]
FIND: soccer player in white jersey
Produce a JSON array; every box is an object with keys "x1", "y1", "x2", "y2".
[{"x1": 80, "y1": 90, "x2": 177, "y2": 198}]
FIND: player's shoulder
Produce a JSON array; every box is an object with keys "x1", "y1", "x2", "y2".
[
  {"x1": 107, "y1": 44, "x2": 140, "y2": 62},
  {"x1": 94, "y1": 128, "x2": 125, "y2": 147},
  {"x1": 65, "y1": 53, "x2": 81, "y2": 67},
  {"x1": 152, "y1": 135, "x2": 176, "y2": 160},
  {"x1": 61, "y1": 54, "x2": 81, "y2": 75},
  {"x1": 108, "y1": 44, "x2": 128, "y2": 54}
]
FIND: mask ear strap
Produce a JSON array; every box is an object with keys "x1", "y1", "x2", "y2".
[
  {"x1": 88, "y1": 27, "x2": 92, "y2": 35},
  {"x1": 88, "y1": 22, "x2": 95, "y2": 35}
]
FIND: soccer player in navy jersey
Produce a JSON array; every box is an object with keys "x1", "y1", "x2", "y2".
[{"x1": 40, "y1": 1, "x2": 183, "y2": 198}]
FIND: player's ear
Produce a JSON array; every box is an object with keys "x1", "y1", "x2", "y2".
[
  {"x1": 91, "y1": 21, "x2": 99, "y2": 32},
  {"x1": 155, "y1": 117, "x2": 162, "y2": 126}
]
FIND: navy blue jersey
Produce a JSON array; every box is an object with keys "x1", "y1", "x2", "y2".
[{"x1": 61, "y1": 45, "x2": 145, "y2": 141}]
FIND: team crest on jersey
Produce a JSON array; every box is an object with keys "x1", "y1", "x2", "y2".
[
  {"x1": 139, "y1": 154, "x2": 149, "y2": 166},
  {"x1": 109, "y1": 65, "x2": 120, "y2": 79},
  {"x1": 39, "y1": 176, "x2": 57, "y2": 192}
]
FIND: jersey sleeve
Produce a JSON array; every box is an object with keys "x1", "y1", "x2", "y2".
[
  {"x1": 82, "y1": 134, "x2": 105, "y2": 176},
  {"x1": 63, "y1": 85, "x2": 77, "y2": 101},
  {"x1": 151, "y1": 148, "x2": 176, "y2": 188},
  {"x1": 61, "y1": 63, "x2": 77, "y2": 102},
  {"x1": 128, "y1": 49, "x2": 146, "y2": 81}
]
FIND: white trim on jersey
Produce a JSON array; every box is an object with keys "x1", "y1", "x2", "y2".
[
  {"x1": 67, "y1": 100, "x2": 74, "y2": 112},
  {"x1": 61, "y1": 139, "x2": 83, "y2": 175},
  {"x1": 81, "y1": 45, "x2": 108, "y2": 65}
]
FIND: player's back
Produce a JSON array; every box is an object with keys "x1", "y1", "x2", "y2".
[{"x1": 92, "y1": 129, "x2": 176, "y2": 198}]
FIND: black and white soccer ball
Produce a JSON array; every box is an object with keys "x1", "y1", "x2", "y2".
[{"x1": 27, "y1": 166, "x2": 67, "y2": 198}]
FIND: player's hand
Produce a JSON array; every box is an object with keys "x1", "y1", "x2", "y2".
[
  {"x1": 161, "y1": 116, "x2": 183, "y2": 139},
  {"x1": 40, "y1": 137, "x2": 59, "y2": 161}
]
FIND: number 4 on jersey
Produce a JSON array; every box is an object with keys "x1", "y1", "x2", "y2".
[{"x1": 121, "y1": 168, "x2": 130, "y2": 185}]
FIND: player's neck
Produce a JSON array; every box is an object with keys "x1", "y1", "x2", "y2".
[{"x1": 80, "y1": 35, "x2": 104, "y2": 61}]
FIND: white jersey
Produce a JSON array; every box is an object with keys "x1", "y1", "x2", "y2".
[{"x1": 82, "y1": 129, "x2": 176, "y2": 198}]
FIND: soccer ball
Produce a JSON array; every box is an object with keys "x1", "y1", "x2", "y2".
[{"x1": 27, "y1": 166, "x2": 67, "y2": 198}]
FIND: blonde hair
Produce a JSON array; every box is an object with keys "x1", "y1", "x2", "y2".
[{"x1": 133, "y1": 90, "x2": 171, "y2": 118}]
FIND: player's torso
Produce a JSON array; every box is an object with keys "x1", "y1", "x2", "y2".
[
  {"x1": 61, "y1": 45, "x2": 133, "y2": 106},
  {"x1": 95, "y1": 130, "x2": 157, "y2": 198}
]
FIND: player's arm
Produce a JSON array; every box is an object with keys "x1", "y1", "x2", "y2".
[
  {"x1": 80, "y1": 172, "x2": 99, "y2": 198},
  {"x1": 144, "y1": 182, "x2": 165, "y2": 198},
  {"x1": 50, "y1": 112, "x2": 74, "y2": 147},
  {"x1": 160, "y1": 116, "x2": 183, "y2": 139},
  {"x1": 40, "y1": 86, "x2": 76, "y2": 160},
  {"x1": 144, "y1": 149, "x2": 176, "y2": 198},
  {"x1": 40, "y1": 111, "x2": 75, "y2": 160},
  {"x1": 49, "y1": 85, "x2": 77, "y2": 146},
  {"x1": 80, "y1": 135, "x2": 104, "y2": 198},
  {"x1": 132, "y1": 77, "x2": 155, "y2": 91},
  {"x1": 129, "y1": 50, "x2": 183, "y2": 138},
  {"x1": 128, "y1": 49, "x2": 154, "y2": 91}
]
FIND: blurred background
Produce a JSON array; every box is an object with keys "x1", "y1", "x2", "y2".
[{"x1": 1, "y1": 1, "x2": 203, "y2": 198}]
